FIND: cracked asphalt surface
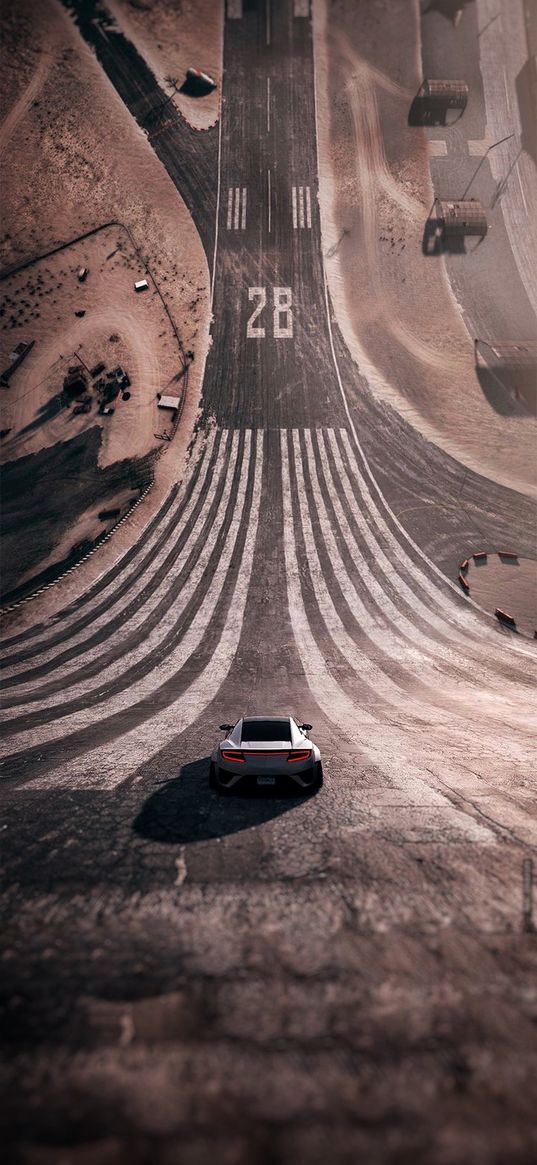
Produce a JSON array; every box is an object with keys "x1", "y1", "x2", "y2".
[{"x1": 1, "y1": 2, "x2": 536, "y2": 1163}]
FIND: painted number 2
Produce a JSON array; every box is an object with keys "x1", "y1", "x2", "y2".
[{"x1": 247, "y1": 287, "x2": 293, "y2": 339}]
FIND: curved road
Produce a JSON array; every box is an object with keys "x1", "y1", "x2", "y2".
[{"x1": 1, "y1": 2, "x2": 536, "y2": 1162}]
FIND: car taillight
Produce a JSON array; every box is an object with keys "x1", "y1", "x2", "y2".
[
  {"x1": 221, "y1": 749, "x2": 245, "y2": 763},
  {"x1": 287, "y1": 749, "x2": 312, "y2": 763}
]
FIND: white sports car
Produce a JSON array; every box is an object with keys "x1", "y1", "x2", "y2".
[{"x1": 210, "y1": 716, "x2": 323, "y2": 794}]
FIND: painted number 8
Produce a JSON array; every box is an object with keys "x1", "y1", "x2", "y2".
[{"x1": 247, "y1": 287, "x2": 293, "y2": 339}]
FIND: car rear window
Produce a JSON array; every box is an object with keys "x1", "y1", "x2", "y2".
[{"x1": 241, "y1": 719, "x2": 291, "y2": 742}]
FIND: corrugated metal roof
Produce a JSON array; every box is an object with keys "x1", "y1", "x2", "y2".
[
  {"x1": 421, "y1": 79, "x2": 469, "y2": 102},
  {"x1": 436, "y1": 199, "x2": 487, "y2": 234}
]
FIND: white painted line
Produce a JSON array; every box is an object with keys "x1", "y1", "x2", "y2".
[
  {"x1": 3, "y1": 433, "x2": 251, "y2": 755},
  {"x1": 280, "y1": 431, "x2": 496, "y2": 844},
  {"x1": 515, "y1": 160, "x2": 528, "y2": 216},
  {"x1": 91, "y1": 18, "x2": 109, "y2": 42},
  {"x1": 241, "y1": 186, "x2": 247, "y2": 230},
  {"x1": 429, "y1": 140, "x2": 448, "y2": 157},
  {"x1": 3, "y1": 434, "x2": 236, "y2": 709},
  {"x1": 266, "y1": 0, "x2": 271, "y2": 45},
  {"x1": 292, "y1": 185, "x2": 298, "y2": 229},
  {"x1": 268, "y1": 169, "x2": 272, "y2": 233},
  {"x1": 310, "y1": 53, "x2": 534, "y2": 649},
  {"x1": 21, "y1": 434, "x2": 264, "y2": 791},
  {"x1": 266, "y1": 76, "x2": 271, "y2": 133},
  {"x1": 503, "y1": 64, "x2": 511, "y2": 116},
  {"x1": 234, "y1": 186, "x2": 240, "y2": 230},
  {"x1": 210, "y1": 97, "x2": 223, "y2": 308},
  {"x1": 226, "y1": 187, "x2": 233, "y2": 230},
  {"x1": 1, "y1": 431, "x2": 219, "y2": 675},
  {"x1": 298, "y1": 185, "x2": 305, "y2": 228},
  {"x1": 305, "y1": 185, "x2": 312, "y2": 227},
  {"x1": 316, "y1": 431, "x2": 523, "y2": 706}
]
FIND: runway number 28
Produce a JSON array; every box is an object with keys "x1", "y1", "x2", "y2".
[{"x1": 247, "y1": 287, "x2": 293, "y2": 339}]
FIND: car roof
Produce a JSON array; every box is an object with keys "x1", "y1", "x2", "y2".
[{"x1": 240, "y1": 715, "x2": 292, "y2": 721}]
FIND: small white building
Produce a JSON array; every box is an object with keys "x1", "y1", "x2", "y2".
[
  {"x1": 157, "y1": 394, "x2": 181, "y2": 412},
  {"x1": 134, "y1": 278, "x2": 149, "y2": 292}
]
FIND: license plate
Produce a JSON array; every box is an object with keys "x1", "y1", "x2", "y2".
[{"x1": 257, "y1": 776, "x2": 276, "y2": 786}]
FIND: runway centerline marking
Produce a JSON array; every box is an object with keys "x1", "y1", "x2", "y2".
[
  {"x1": 266, "y1": 77, "x2": 271, "y2": 133},
  {"x1": 268, "y1": 169, "x2": 272, "y2": 232}
]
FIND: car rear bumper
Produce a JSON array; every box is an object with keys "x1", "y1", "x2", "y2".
[{"x1": 214, "y1": 765, "x2": 318, "y2": 790}]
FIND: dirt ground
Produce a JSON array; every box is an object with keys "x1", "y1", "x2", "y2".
[
  {"x1": 465, "y1": 552, "x2": 537, "y2": 637},
  {"x1": 0, "y1": 0, "x2": 219, "y2": 608},
  {"x1": 312, "y1": 0, "x2": 537, "y2": 498},
  {"x1": 0, "y1": 226, "x2": 186, "y2": 467},
  {"x1": 107, "y1": 0, "x2": 223, "y2": 131}
]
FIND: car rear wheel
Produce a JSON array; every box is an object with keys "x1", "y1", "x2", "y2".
[
  {"x1": 303, "y1": 761, "x2": 323, "y2": 793},
  {"x1": 209, "y1": 763, "x2": 232, "y2": 794}
]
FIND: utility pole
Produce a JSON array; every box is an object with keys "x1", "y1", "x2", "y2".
[{"x1": 461, "y1": 134, "x2": 514, "y2": 200}]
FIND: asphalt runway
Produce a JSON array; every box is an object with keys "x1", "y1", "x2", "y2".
[{"x1": 1, "y1": 2, "x2": 537, "y2": 1163}]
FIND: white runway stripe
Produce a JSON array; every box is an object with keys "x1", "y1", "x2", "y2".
[
  {"x1": 1, "y1": 434, "x2": 256, "y2": 756},
  {"x1": 336, "y1": 430, "x2": 537, "y2": 663},
  {"x1": 227, "y1": 186, "x2": 247, "y2": 230},
  {"x1": 22, "y1": 439, "x2": 264, "y2": 791},
  {"x1": 2, "y1": 432, "x2": 223, "y2": 683},
  {"x1": 0, "y1": 430, "x2": 219, "y2": 664},
  {"x1": 313, "y1": 432, "x2": 531, "y2": 713},
  {"x1": 292, "y1": 185, "x2": 312, "y2": 228},
  {"x1": 292, "y1": 432, "x2": 527, "y2": 738},
  {"x1": 280, "y1": 431, "x2": 499, "y2": 844},
  {"x1": 4, "y1": 435, "x2": 243, "y2": 711},
  {"x1": 234, "y1": 186, "x2": 240, "y2": 230}
]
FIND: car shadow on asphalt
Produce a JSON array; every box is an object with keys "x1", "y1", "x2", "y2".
[{"x1": 133, "y1": 756, "x2": 314, "y2": 845}]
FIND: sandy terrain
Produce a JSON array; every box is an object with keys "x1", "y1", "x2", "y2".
[
  {"x1": 312, "y1": 0, "x2": 537, "y2": 497},
  {"x1": 0, "y1": 0, "x2": 214, "y2": 606},
  {"x1": 465, "y1": 553, "x2": 537, "y2": 636},
  {"x1": 107, "y1": 0, "x2": 223, "y2": 131},
  {"x1": 1, "y1": 226, "x2": 182, "y2": 467}
]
